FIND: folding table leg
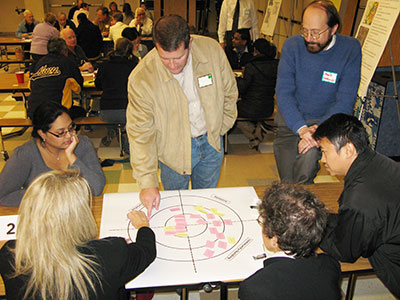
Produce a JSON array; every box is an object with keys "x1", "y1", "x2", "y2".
[{"x1": 345, "y1": 274, "x2": 357, "y2": 300}]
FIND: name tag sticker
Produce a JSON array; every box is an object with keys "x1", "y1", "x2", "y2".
[
  {"x1": 198, "y1": 74, "x2": 213, "y2": 88},
  {"x1": 322, "y1": 71, "x2": 337, "y2": 84},
  {"x1": 0, "y1": 215, "x2": 18, "y2": 241}
]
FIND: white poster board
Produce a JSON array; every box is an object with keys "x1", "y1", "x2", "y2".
[
  {"x1": 99, "y1": 187, "x2": 265, "y2": 289},
  {"x1": 260, "y1": 0, "x2": 282, "y2": 37},
  {"x1": 355, "y1": 0, "x2": 400, "y2": 98}
]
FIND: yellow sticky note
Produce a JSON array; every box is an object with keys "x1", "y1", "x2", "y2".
[
  {"x1": 176, "y1": 232, "x2": 188, "y2": 237},
  {"x1": 210, "y1": 208, "x2": 225, "y2": 216},
  {"x1": 227, "y1": 237, "x2": 236, "y2": 244},
  {"x1": 164, "y1": 226, "x2": 175, "y2": 231}
]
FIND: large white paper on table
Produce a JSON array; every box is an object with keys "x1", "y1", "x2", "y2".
[{"x1": 99, "y1": 187, "x2": 265, "y2": 289}]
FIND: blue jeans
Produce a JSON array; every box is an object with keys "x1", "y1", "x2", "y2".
[{"x1": 159, "y1": 134, "x2": 224, "y2": 190}]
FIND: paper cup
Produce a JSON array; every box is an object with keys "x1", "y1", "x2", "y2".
[{"x1": 15, "y1": 71, "x2": 24, "y2": 84}]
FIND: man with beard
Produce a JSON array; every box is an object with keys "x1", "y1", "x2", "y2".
[{"x1": 273, "y1": 0, "x2": 361, "y2": 184}]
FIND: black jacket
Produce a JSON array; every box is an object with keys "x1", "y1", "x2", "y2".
[
  {"x1": 28, "y1": 53, "x2": 83, "y2": 118},
  {"x1": 236, "y1": 54, "x2": 278, "y2": 118},
  {"x1": 54, "y1": 19, "x2": 77, "y2": 33},
  {"x1": 320, "y1": 148, "x2": 400, "y2": 297},
  {"x1": 76, "y1": 20, "x2": 103, "y2": 59},
  {"x1": 225, "y1": 46, "x2": 253, "y2": 70},
  {"x1": 95, "y1": 55, "x2": 138, "y2": 110},
  {"x1": 0, "y1": 227, "x2": 156, "y2": 300},
  {"x1": 239, "y1": 254, "x2": 341, "y2": 300}
]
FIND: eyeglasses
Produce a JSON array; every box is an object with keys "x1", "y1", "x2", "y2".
[
  {"x1": 137, "y1": 12, "x2": 145, "y2": 16},
  {"x1": 47, "y1": 123, "x2": 76, "y2": 138},
  {"x1": 300, "y1": 27, "x2": 329, "y2": 40}
]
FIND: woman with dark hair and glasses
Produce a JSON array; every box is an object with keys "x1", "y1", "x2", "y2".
[{"x1": 0, "y1": 102, "x2": 105, "y2": 206}]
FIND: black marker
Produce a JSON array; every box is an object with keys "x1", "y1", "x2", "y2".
[
  {"x1": 250, "y1": 205, "x2": 259, "y2": 209},
  {"x1": 252, "y1": 253, "x2": 267, "y2": 260}
]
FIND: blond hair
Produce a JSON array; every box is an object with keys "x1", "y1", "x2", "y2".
[{"x1": 14, "y1": 170, "x2": 99, "y2": 299}]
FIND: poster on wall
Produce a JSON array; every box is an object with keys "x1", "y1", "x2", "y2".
[
  {"x1": 355, "y1": 0, "x2": 400, "y2": 98},
  {"x1": 260, "y1": 0, "x2": 282, "y2": 37}
]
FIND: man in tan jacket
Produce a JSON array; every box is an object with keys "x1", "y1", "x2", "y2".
[{"x1": 127, "y1": 15, "x2": 238, "y2": 216}]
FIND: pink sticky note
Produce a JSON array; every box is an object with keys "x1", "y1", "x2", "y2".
[
  {"x1": 190, "y1": 214, "x2": 201, "y2": 218},
  {"x1": 206, "y1": 213, "x2": 215, "y2": 220},
  {"x1": 213, "y1": 220, "x2": 222, "y2": 227},
  {"x1": 216, "y1": 232, "x2": 225, "y2": 239},
  {"x1": 204, "y1": 249, "x2": 214, "y2": 258},
  {"x1": 209, "y1": 227, "x2": 218, "y2": 234},
  {"x1": 165, "y1": 231, "x2": 177, "y2": 235},
  {"x1": 174, "y1": 215, "x2": 185, "y2": 219},
  {"x1": 175, "y1": 225, "x2": 186, "y2": 230},
  {"x1": 206, "y1": 240, "x2": 215, "y2": 248},
  {"x1": 224, "y1": 219, "x2": 233, "y2": 225},
  {"x1": 218, "y1": 241, "x2": 227, "y2": 249},
  {"x1": 170, "y1": 207, "x2": 181, "y2": 212}
]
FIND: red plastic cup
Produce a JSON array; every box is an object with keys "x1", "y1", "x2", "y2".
[{"x1": 15, "y1": 71, "x2": 24, "y2": 84}]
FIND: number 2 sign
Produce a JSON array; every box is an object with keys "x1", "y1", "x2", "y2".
[{"x1": 0, "y1": 215, "x2": 18, "y2": 241}]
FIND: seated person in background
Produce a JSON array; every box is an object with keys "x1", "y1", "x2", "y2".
[
  {"x1": 129, "y1": 7, "x2": 153, "y2": 36},
  {"x1": 239, "y1": 182, "x2": 341, "y2": 300},
  {"x1": 109, "y1": 1, "x2": 121, "y2": 16},
  {"x1": 121, "y1": 27, "x2": 148, "y2": 60},
  {"x1": 95, "y1": 38, "x2": 138, "y2": 154},
  {"x1": 140, "y1": 2, "x2": 154, "y2": 21},
  {"x1": 76, "y1": 12, "x2": 103, "y2": 60},
  {"x1": 225, "y1": 29, "x2": 253, "y2": 70},
  {"x1": 0, "y1": 102, "x2": 105, "y2": 207},
  {"x1": 55, "y1": 12, "x2": 77, "y2": 33},
  {"x1": 15, "y1": 9, "x2": 38, "y2": 65},
  {"x1": 122, "y1": 3, "x2": 134, "y2": 25},
  {"x1": 236, "y1": 38, "x2": 278, "y2": 150},
  {"x1": 109, "y1": 12, "x2": 128, "y2": 42},
  {"x1": 29, "y1": 37, "x2": 84, "y2": 119},
  {"x1": 30, "y1": 12, "x2": 60, "y2": 62},
  {"x1": 16, "y1": 9, "x2": 39, "y2": 38},
  {"x1": 313, "y1": 113, "x2": 400, "y2": 297},
  {"x1": 61, "y1": 27, "x2": 94, "y2": 72},
  {"x1": 68, "y1": 0, "x2": 83, "y2": 20},
  {"x1": 72, "y1": 2, "x2": 90, "y2": 27},
  {"x1": 95, "y1": 7, "x2": 112, "y2": 37},
  {"x1": 0, "y1": 169, "x2": 155, "y2": 299}
]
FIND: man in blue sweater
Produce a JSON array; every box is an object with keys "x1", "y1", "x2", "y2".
[{"x1": 273, "y1": 0, "x2": 361, "y2": 184}]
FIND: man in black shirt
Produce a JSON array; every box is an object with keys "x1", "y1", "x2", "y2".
[
  {"x1": 225, "y1": 28, "x2": 253, "y2": 70},
  {"x1": 313, "y1": 113, "x2": 400, "y2": 297},
  {"x1": 76, "y1": 13, "x2": 103, "y2": 60},
  {"x1": 28, "y1": 37, "x2": 83, "y2": 119}
]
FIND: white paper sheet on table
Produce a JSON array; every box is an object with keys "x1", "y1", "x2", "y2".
[{"x1": 99, "y1": 186, "x2": 264, "y2": 289}]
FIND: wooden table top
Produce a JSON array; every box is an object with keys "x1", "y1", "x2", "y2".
[
  {"x1": 0, "y1": 73, "x2": 96, "y2": 94},
  {"x1": 0, "y1": 183, "x2": 373, "y2": 295},
  {"x1": 0, "y1": 72, "x2": 30, "y2": 92},
  {"x1": 0, "y1": 37, "x2": 31, "y2": 45}
]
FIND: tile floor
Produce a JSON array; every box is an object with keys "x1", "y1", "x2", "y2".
[{"x1": 0, "y1": 67, "x2": 395, "y2": 299}]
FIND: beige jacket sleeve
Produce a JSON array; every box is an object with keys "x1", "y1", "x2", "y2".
[
  {"x1": 126, "y1": 71, "x2": 160, "y2": 189},
  {"x1": 218, "y1": 41, "x2": 238, "y2": 135}
]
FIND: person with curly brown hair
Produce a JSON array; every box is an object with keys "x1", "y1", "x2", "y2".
[{"x1": 239, "y1": 182, "x2": 341, "y2": 300}]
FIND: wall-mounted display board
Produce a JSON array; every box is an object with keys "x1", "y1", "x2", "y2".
[{"x1": 354, "y1": 0, "x2": 399, "y2": 98}]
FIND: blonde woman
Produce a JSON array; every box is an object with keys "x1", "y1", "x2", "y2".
[
  {"x1": 0, "y1": 170, "x2": 156, "y2": 300},
  {"x1": 129, "y1": 7, "x2": 153, "y2": 36}
]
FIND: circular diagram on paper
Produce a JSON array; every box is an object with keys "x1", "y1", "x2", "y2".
[{"x1": 128, "y1": 194, "x2": 244, "y2": 262}]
